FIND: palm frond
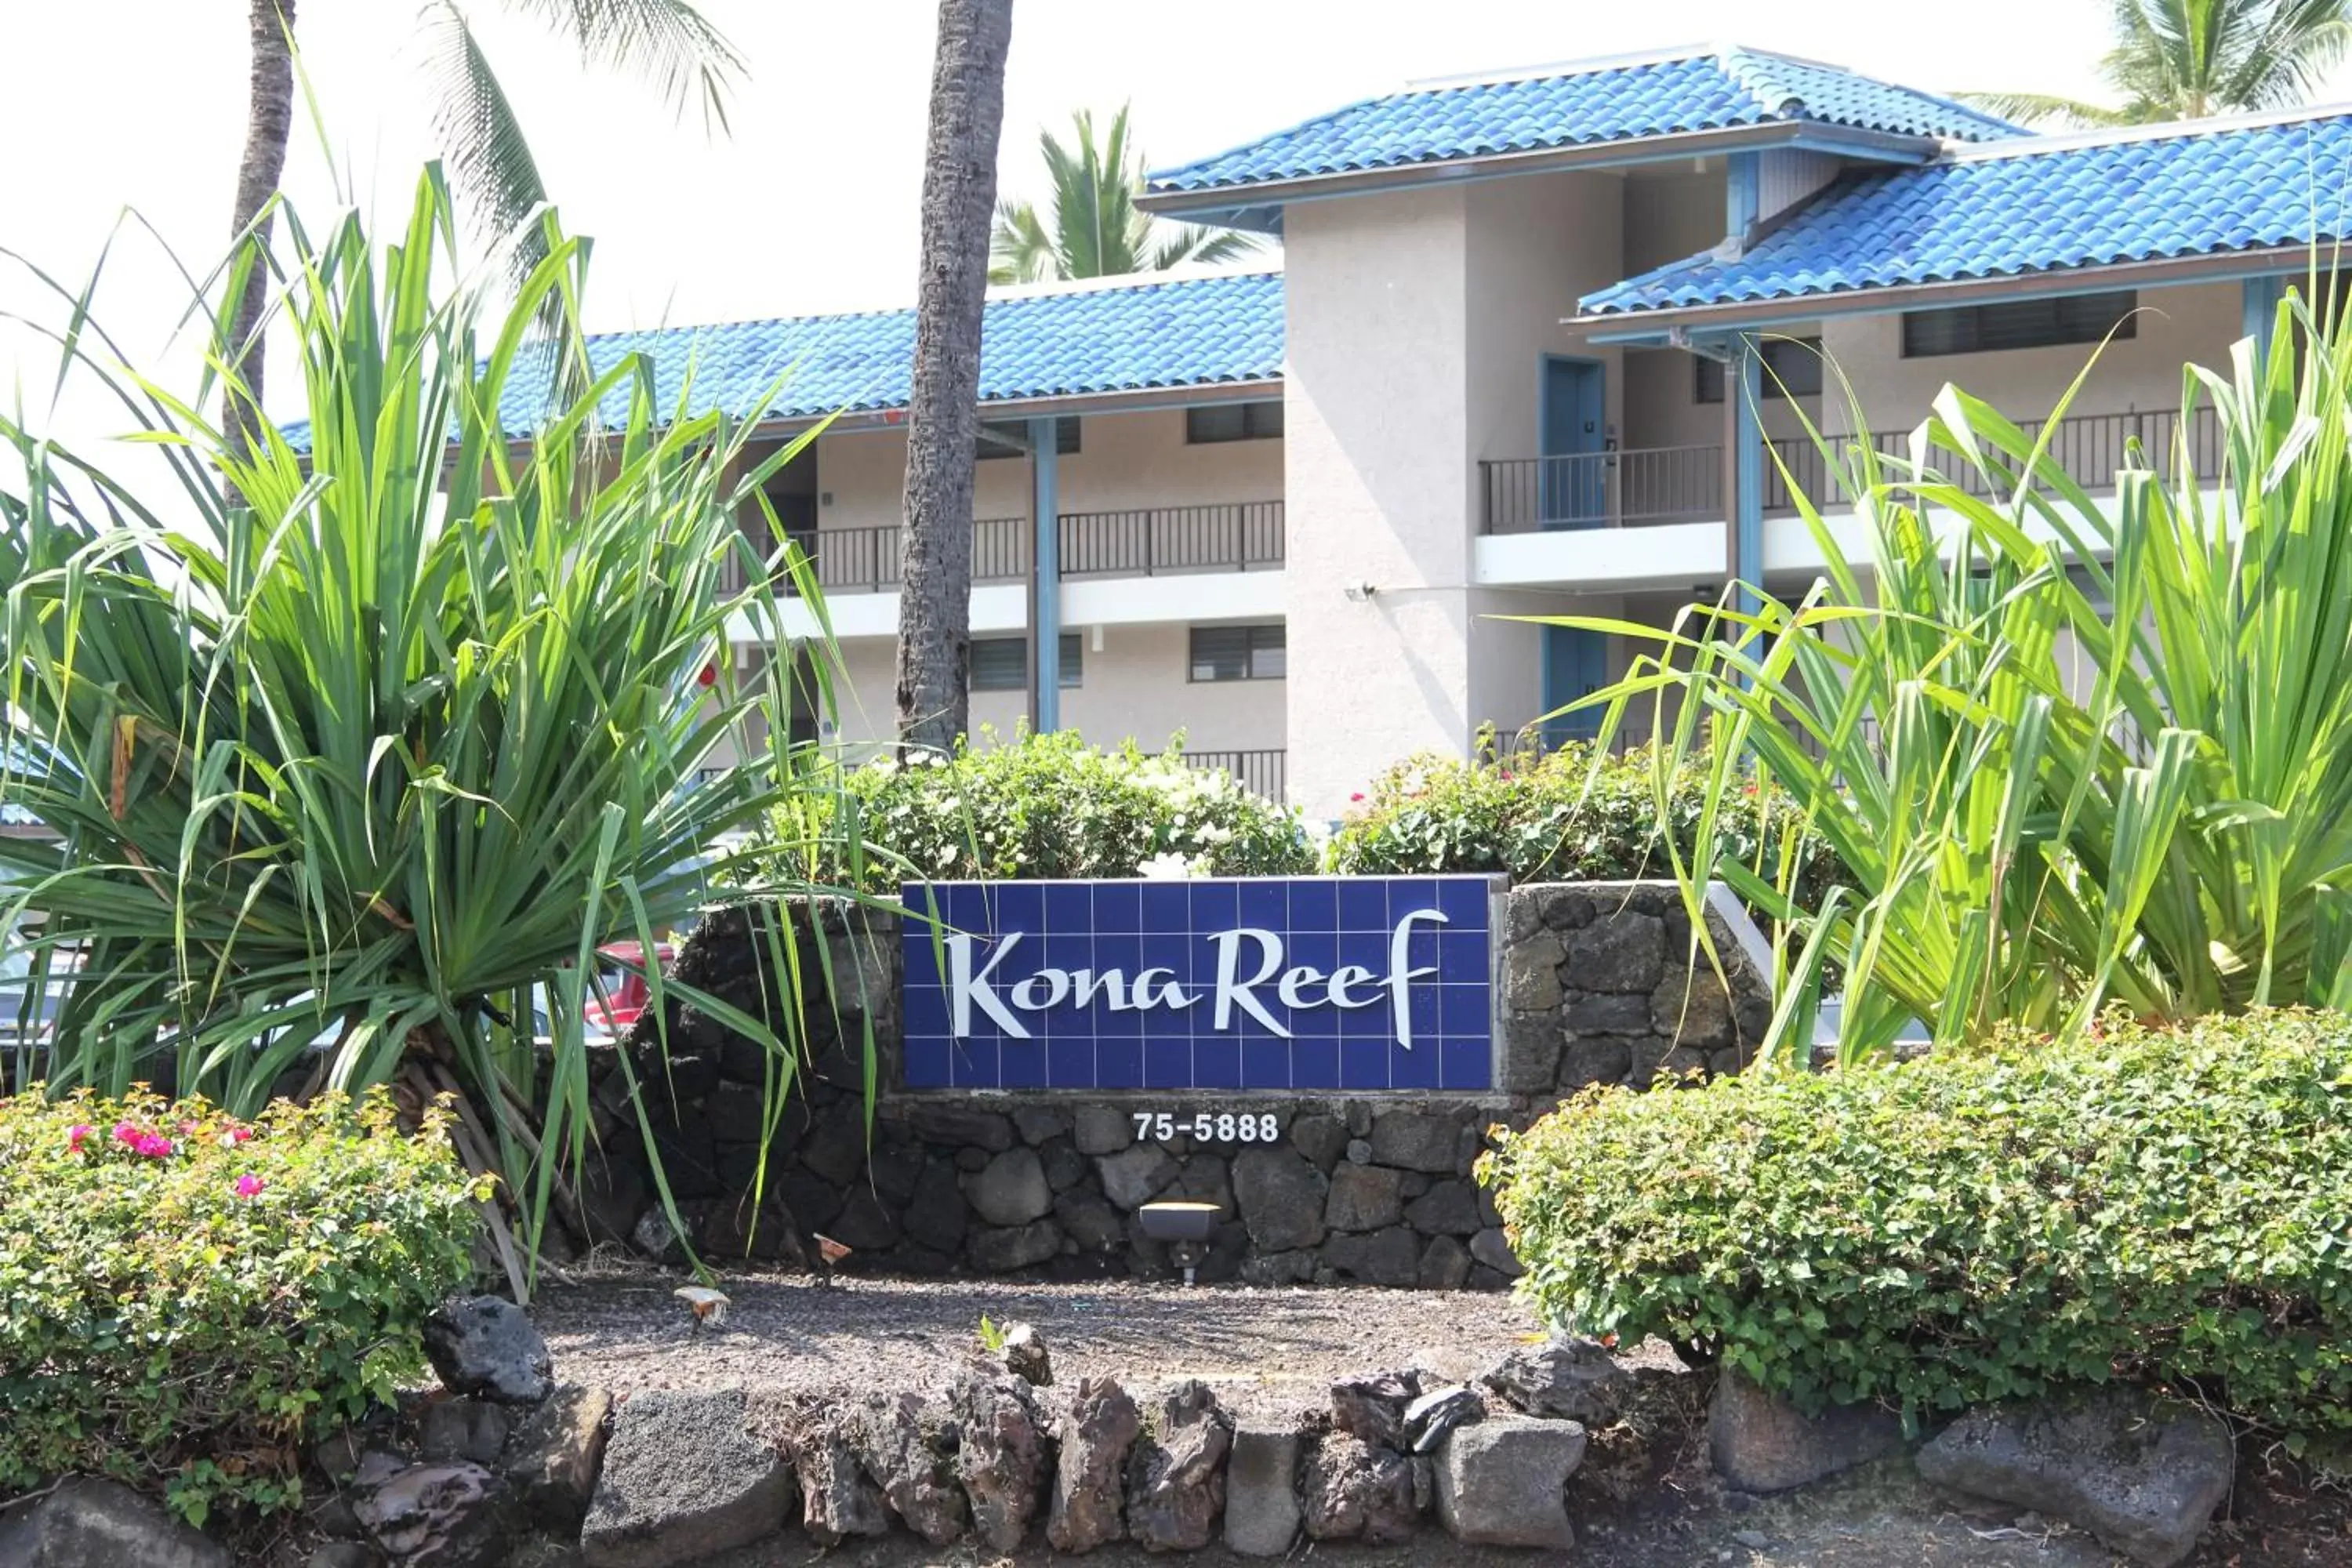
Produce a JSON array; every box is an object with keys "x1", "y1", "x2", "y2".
[
  {"x1": 988, "y1": 198, "x2": 1058, "y2": 285},
  {"x1": 420, "y1": 2, "x2": 552, "y2": 274},
  {"x1": 995, "y1": 100, "x2": 1262, "y2": 282},
  {"x1": 496, "y1": 0, "x2": 743, "y2": 133},
  {"x1": 1951, "y1": 89, "x2": 2139, "y2": 126}
]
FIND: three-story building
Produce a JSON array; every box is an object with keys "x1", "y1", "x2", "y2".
[{"x1": 581, "y1": 44, "x2": 2350, "y2": 815}]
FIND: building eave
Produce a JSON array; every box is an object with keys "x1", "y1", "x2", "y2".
[
  {"x1": 1139, "y1": 121, "x2": 1940, "y2": 221},
  {"x1": 1574, "y1": 245, "x2": 2330, "y2": 342}
]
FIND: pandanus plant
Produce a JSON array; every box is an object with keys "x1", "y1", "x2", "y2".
[
  {"x1": 0, "y1": 167, "x2": 866, "y2": 1293},
  {"x1": 1547, "y1": 286, "x2": 2352, "y2": 1065}
]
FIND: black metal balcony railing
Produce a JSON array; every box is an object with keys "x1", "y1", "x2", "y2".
[
  {"x1": 1484, "y1": 405, "x2": 2230, "y2": 534},
  {"x1": 1061, "y1": 500, "x2": 1284, "y2": 577},
  {"x1": 1177, "y1": 747, "x2": 1287, "y2": 801},
  {"x1": 1481, "y1": 446, "x2": 1723, "y2": 532},
  {"x1": 740, "y1": 500, "x2": 1286, "y2": 596}
]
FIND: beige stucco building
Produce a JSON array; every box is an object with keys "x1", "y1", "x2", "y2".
[{"x1": 665, "y1": 45, "x2": 2347, "y2": 815}]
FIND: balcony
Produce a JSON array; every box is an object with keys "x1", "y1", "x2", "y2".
[
  {"x1": 764, "y1": 500, "x2": 1286, "y2": 595},
  {"x1": 1178, "y1": 747, "x2": 1286, "y2": 801},
  {"x1": 1479, "y1": 405, "x2": 2227, "y2": 534}
]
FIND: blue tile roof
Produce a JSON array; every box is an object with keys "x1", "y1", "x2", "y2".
[
  {"x1": 1581, "y1": 111, "x2": 2352, "y2": 320},
  {"x1": 1146, "y1": 48, "x2": 2020, "y2": 197},
  {"x1": 287, "y1": 269, "x2": 1284, "y2": 448}
]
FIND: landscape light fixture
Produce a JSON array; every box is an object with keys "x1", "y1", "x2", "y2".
[{"x1": 1135, "y1": 1200, "x2": 1222, "y2": 1286}]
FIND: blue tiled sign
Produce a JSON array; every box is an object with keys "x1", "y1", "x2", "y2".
[{"x1": 900, "y1": 877, "x2": 1500, "y2": 1094}]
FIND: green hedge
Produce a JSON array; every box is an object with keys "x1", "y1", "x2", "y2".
[
  {"x1": 1328, "y1": 740, "x2": 1834, "y2": 899},
  {"x1": 789, "y1": 731, "x2": 1315, "y2": 893},
  {"x1": 0, "y1": 1090, "x2": 485, "y2": 1523},
  {"x1": 1483, "y1": 1011, "x2": 2352, "y2": 1457}
]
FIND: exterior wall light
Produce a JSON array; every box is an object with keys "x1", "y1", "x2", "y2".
[{"x1": 1342, "y1": 583, "x2": 1378, "y2": 602}]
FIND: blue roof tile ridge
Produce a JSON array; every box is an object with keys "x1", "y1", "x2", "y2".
[
  {"x1": 1146, "y1": 44, "x2": 2022, "y2": 194},
  {"x1": 1723, "y1": 48, "x2": 2022, "y2": 140},
  {"x1": 978, "y1": 260, "x2": 1284, "y2": 303},
  {"x1": 570, "y1": 263, "x2": 1283, "y2": 353},
  {"x1": 1943, "y1": 99, "x2": 2352, "y2": 161}
]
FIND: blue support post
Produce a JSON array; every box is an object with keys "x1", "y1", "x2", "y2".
[
  {"x1": 1029, "y1": 416, "x2": 1061, "y2": 732},
  {"x1": 1732, "y1": 338, "x2": 1765, "y2": 621},
  {"x1": 1723, "y1": 152, "x2": 1765, "y2": 621},
  {"x1": 1725, "y1": 150, "x2": 1760, "y2": 252},
  {"x1": 2242, "y1": 274, "x2": 2288, "y2": 368}
]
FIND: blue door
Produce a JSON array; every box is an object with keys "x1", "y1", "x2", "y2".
[
  {"x1": 1540, "y1": 358, "x2": 1608, "y2": 528},
  {"x1": 1541, "y1": 625, "x2": 1609, "y2": 746}
]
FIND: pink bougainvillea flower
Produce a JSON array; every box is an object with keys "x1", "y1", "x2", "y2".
[
  {"x1": 234, "y1": 1174, "x2": 265, "y2": 1199},
  {"x1": 132, "y1": 1133, "x2": 174, "y2": 1159},
  {"x1": 220, "y1": 1126, "x2": 253, "y2": 1147},
  {"x1": 178, "y1": 1120, "x2": 200, "y2": 1135},
  {"x1": 112, "y1": 1121, "x2": 140, "y2": 1147},
  {"x1": 1349, "y1": 792, "x2": 1366, "y2": 803},
  {"x1": 67, "y1": 1123, "x2": 93, "y2": 1152}
]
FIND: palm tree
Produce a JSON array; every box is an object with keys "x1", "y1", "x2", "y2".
[
  {"x1": 897, "y1": 0, "x2": 1015, "y2": 753},
  {"x1": 989, "y1": 104, "x2": 1261, "y2": 284},
  {"x1": 223, "y1": 0, "x2": 299, "y2": 465},
  {"x1": 1962, "y1": 0, "x2": 2352, "y2": 127},
  {"x1": 220, "y1": 0, "x2": 741, "y2": 445}
]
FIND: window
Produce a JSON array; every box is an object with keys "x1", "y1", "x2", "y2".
[
  {"x1": 976, "y1": 416, "x2": 1081, "y2": 460},
  {"x1": 1186, "y1": 401, "x2": 1285, "y2": 444},
  {"x1": 969, "y1": 633, "x2": 1082, "y2": 691},
  {"x1": 1189, "y1": 623, "x2": 1285, "y2": 682},
  {"x1": 1694, "y1": 337, "x2": 1824, "y2": 403},
  {"x1": 1901, "y1": 292, "x2": 2136, "y2": 358}
]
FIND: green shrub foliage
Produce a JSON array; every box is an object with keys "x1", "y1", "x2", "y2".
[
  {"x1": 0, "y1": 1090, "x2": 485, "y2": 1523},
  {"x1": 788, "y1": 731, "x2": 1314, "y2": 891},
  {"x1": 1329, "y1": 740, "x2": 1833, "y2": 899},
  {"x1": 1484, "y1": 1011, "x2": 2352, "y2": 1455}
]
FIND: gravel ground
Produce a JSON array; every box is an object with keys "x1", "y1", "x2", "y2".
[
  {"x1": 532, "y1": 1267, "x2": 1550, "y2": 1418},
  {"x1": 529, "y1": 1267, "x2": 2350, "y2": 1568}
]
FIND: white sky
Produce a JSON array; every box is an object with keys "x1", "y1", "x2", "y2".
[{"x1": 1, "y1": 0, "x2": 2335, "y2": 449}]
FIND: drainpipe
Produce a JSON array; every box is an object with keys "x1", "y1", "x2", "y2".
[{"x1": 1029, "y1": 416, "x2": 1061, "y2": 732}]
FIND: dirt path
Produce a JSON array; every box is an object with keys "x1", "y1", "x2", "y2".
[{"x1": 533, "y1": 1270, "x2": 1549, "y2": 1419}]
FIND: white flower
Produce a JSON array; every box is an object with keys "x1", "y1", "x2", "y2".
[{"x1": 1138, "y1": 851, "x2": 1194, "y2": 880}]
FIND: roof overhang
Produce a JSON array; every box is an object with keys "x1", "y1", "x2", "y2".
[
  {"x1": 481, "y1": 376, "x2": 1292, "y2": 459},
  {"x1": 1140, "y1": 121, "x2": 1942, "y2": 229},
  {"x1": 1574, "y1": 244, "x2": 2331, "y2": 343}
]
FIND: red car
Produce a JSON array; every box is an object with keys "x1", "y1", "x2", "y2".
[{"x1": 583, "y1": 941, "x2": 675, "y2": 1033}]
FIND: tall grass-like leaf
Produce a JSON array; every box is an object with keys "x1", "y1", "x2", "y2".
[
  {"x1": 0, "y1": 167, "x2": 873, "y2": 1290},
  {"x1": 1538, "y1": 290, "x2": 2352, "y2": 1062}
]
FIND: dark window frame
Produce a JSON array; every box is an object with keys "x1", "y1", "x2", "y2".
[
  {"x1": 976, "y1": 415, "x2": 1082, "y2": 461},
  {"x1": 1900, "y1": 292, "x2": 2138, "y2": 359},
  {"x1": 969, "y1": 633, "x2": 1082, "y2": 691},
  {"x1": 1185, "y1": 401, "x2": 1286, "y2": 445},
  {"x1": 1188, "y1": 623, "x2": 1286, "y2": 683},
  {"x1": 1695, "y1": 336, "x2": 1824, "y2": 404}
]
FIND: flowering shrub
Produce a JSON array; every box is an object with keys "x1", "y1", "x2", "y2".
[
  {"x1": 0, "y1": 1090, "x2": 485, "y2": 1524},
  {"x1": 1327, "y1": 739, "x2": 1836, "y2": 906},
  {"x1": 789, "y1": 731, "x2": 1315, "y2": 893},
  {"x1": 1484, "y1": 1010, "x2": 2352, "y2": 1458}
]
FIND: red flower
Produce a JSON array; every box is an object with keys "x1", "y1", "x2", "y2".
[
  {"x1": 1349, "y1": 792, "x2": 1365, "y2": 803},
  {"x1": 697, "y1": 664, "x2": 717, "y2": 688},
  {"x1": 112, "y1": 1121, "x2": 140, "y2": 1148},
  {"x1": 132, "y1": 1133, "x2": 174, "y2": 1159},
  {"x1": 67, "y1": 1124, "x2": 93, "y2": 1153},
  {"x1": 221, "y1": 1126, "x2": 254, "y2": 1146},
  {"x1": 234, "y1": 1174, "x2": 265, "y2": 1199}
]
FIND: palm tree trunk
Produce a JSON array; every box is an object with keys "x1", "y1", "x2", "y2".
[
  {"x1": 895, "y1": 0, "x2": 1014, "y2": 753},
  {"x1": 223, "y1": 0, "x2": 296, "y2": 468}
]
